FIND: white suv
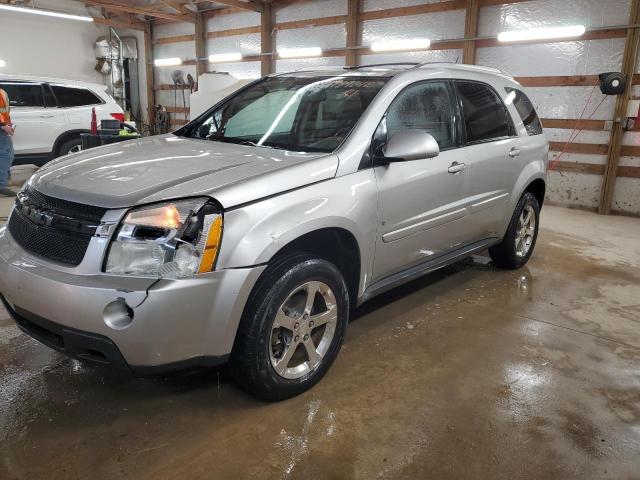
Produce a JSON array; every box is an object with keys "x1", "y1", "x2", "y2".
[{"x1": 0, "y1": 75, "x2": 124, "y2": 166}]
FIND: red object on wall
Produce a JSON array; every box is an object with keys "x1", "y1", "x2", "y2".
[{"x1": 90, "y1": 107, "x2": 98, "y2": 134}]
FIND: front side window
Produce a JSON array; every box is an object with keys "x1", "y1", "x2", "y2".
[
  {"x1": 51, "y1": 86, "x2": 103, "y2": 107},
  {"x1": 0, "y1": 82, "x2": 44, "y2": 107},
  {"x1": 181, "y1": 75, "x2": 389, "y2": 153},
  {"x1": 385, "y1": 81, "x2": 456, "y2": 150},
  {"x1": 455, "y1": 81, "x2": 513, "y2": 143},
  {"x1": 505, "y1": 87, "x2": 543, "y2": 136}
]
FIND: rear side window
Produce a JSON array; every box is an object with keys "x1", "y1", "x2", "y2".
[
  {"x1": 386, "y1": 81, "x2": 456, "y2": 150},
  {"x1": 51, "y1": 86, "x2": 103, "y2": 107},
  {"x1": 455, "y1": 81, "x2": 513, "y2": 143},
  {"x1": 0, "y1": 82, "x2": 44, "y2": 107},
  {"x1": 505, "y1": 87, "x2": 543, "y2": 136}
]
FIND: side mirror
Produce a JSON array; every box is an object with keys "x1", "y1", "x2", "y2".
[{"x1": 383, "y1": 131, "x2": 440, "y2": 161}]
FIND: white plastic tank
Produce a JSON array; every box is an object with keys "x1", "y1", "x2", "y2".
[{"x1": 190, "y1": 73, "x2": 252, "y2": 119}]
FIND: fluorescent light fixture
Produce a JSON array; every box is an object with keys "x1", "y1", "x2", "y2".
[
  {"x1": 278, "y1": 47, "x2": 323, "y2": 59},
  {"x1": 154, "y1": 57, "x2": 183, "y2": 67},
  {"x1": 209, "y1": 52, "x2": 243, "y2": 63},
  {"x1": 371, "y1": 38, "x2": 431, "y2": 52},
  {"x1": 0, "y1": 4, "x2": 93, "y2": 22},
  {"x1": 497, "y1": 25, "x2": 586, "y2": 43},
  {"x1": 0, "y1": 60, "x2": 5, "y2": 68}
]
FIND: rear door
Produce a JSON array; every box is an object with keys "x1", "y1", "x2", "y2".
[
  {"x1": 0, "y1": 81, "x2": 65, "y2": 156},
  {"x1": 50, "y1": 84, "x2": 106, "y2": 129},
  {"x1": 372, "y1": 80, "x2": 470, "y2": 280},
  {"x1": 453, "y1": 80, "x2": 521, "y2": 239}
]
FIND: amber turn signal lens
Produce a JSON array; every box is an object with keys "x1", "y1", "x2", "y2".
[{"x1": 198, "y1": 215, "x2": 223, "y2": 273}]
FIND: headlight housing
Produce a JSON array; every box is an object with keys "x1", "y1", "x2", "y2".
[{"x1": 105, "y1": 198, "x2": 223, "y2": 278}]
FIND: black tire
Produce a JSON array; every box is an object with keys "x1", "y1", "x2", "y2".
[
  {"x1": 489, "y1": 192, "x2": 540, "y2": 269},
  {"x1": 229, "y1": 253, "x2": 349, "y2": 401},
  {"x1": 56, "y1": 136, "x2": 82, "y2": 157}
]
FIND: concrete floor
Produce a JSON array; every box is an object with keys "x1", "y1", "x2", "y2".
[{"x1": 1, "y1": 205, "x2": 639, "y2": 480}]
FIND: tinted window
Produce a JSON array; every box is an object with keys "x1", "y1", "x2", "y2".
[
  {"x1": 184, "y1": 76, "x2": 388, "y2": 153},
  {"x1": 43, "y1": 85, "x2": 57, "y2": 108},
  {"x1": 455, "y1": 81, "x2": 513, "y2": 143},
  {"x1": 0, "y1": 82, "x2": 44, "y2": 107},
  {"x1": 386, "y1": 81, "x2": 456, "y2": 149},
  {"x1": 51, "y1": 86, "x2": 103, "y2": 107},
  {"x1": 505, "y1": 87, "x2": 543, "y2": 136}
]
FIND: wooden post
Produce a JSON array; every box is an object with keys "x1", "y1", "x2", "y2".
[
  {"x1": 462, "y1": 0, "x2": 479, "y2": 64},
  {"x1": 144, "y1": 22, "x2": 157, "y2": 134},
  {"x1": 261, "y1": 2, "x2": 273, "y2": 76},
  {"x1": 346, "y1": 0, "x2": 360, "y2": 67},
  {"x1": 195, "y1": 13, "x2": 207, "y2": 78},
  {"x1": 599, "y1": 0, "x2": 640, "y2": 214}
]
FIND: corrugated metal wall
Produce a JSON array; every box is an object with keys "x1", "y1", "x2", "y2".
[{"x1": 151, "y1": 0, "x2": 639, "y2": 215}]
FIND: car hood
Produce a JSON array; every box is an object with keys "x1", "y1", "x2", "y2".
[{"x1": 29, "y1": 134, "x2": 338, "y2": 209}]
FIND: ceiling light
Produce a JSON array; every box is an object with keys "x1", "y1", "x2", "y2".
[
  {"x1": 278, "y1": 47, "x2": 323, "y2": 59},
  {"x1": 0, "y1": 60, "x2": 5, "y2": 68},
  {"x1": 209, "y1": 52, "x2": 243, "y2": 63},
  {"x1": 497, "y1": 25, "x2": 586, "y2": 43},
  {"x1": 371, "y1": 38, "x2": 431, "y2": 52},
  {"x1": 0, "y1": 4, "x2": 93, "y2": 22},
  {"x1": 154, "y1": 57, "x2": 183, "y2": 67}
]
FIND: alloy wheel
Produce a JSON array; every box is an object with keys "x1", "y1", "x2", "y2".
[{"x1": 269, "y1": 281, "x2": 338, "y2": 380}]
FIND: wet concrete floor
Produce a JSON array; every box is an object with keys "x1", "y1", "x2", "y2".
[{"x1": 1, "y1": 205, "x2": 639, "y2": 479}]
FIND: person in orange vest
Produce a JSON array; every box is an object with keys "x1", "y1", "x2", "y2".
[{"x1": 0, "y1": 86, "x2": 15, "y2": 196}]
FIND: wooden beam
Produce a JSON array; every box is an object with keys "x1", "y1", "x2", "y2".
[
  {"x1": 208, "y1": 25, "x2": 261, "y2": 39},
  {"x1": 516, "y1": 75, "x2": 600, "y2": 87},
  {"x1": 346, "y1": 0, "x2": 360, "y2": 67},
  {"x1": 360, "y1": 0, "x2": 466, "y2": 21},
  {"x1": 195, "y1": 12, "x2": 207, "y2": 77},
  {"x1": 93, "y1": 16, "x2": 145, "y2": 31},
  {"x1": 261, "y1": 2, "x2": 273, "y2": 76},
  {"x1": 85, "y1": 0, "x2": 196, "y2": 22},
  {"x1": 463, "y1": 0, "x2": 479, "y2": 64},
  {"x1": 144, "y1": 23, "x2": 157, "y2": 134},
  {"x1": 541, "y1": 118, "x2": 607, "y2": 131},
  {"x1": 160, "y1": 0, "x2": 191, "y2": 14},
  {"x1": 552, "y1": 161, "x2": 605, "y2": 175},
  {"x1": 154, "y1": 34, "x2": 196, "y2": 44},
  {"x1": 275, "y1": 15, "x2": 347, "y2": 30},
  {"x1": 212, "y1": 0, "x2": 263, "y2": 12},
  {"x1": 600, "y1": 0, "x2": 640, "y2": 214},
  {"x1": 548, "y1": 142, "x2": 609, "y2": 155}
]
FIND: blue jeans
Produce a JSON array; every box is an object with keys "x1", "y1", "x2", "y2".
[{"x1": 0, "y1": 131, "x2": 14, "y2": 188}]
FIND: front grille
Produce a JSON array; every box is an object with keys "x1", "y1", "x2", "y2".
[{"x1": 7, "y1": 187, "x2": 107, "y2": 266}]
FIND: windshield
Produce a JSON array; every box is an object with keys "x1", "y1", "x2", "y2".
[{"x1": 179, "y1": 75, "x2": 389, "y2": 153}]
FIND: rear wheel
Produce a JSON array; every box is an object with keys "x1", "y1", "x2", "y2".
[
  {"x1": 56, "y1": 136, "x2": 82, "y2": 157},
  {"x1": 489, "y1": 192, "x2": 540, "y2": 269},
  {"x1": 229, "y1": 253, "x2": 349, "y2": 401}
]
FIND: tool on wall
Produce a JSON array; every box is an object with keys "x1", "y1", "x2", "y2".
[{"x1": 171, "y1": 70, "x2": 190, "y2": 125}]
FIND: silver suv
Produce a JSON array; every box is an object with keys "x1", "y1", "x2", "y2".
[{"x1": 0, "y1": 64, "x2": 547, "y2": 400}]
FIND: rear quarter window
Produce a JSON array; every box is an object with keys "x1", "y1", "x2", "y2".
[
  {"x1": 505, "y1": 87, "x2": 543, "y2": 136},
  {"x1": 51, "y1": 85, "x2": 104, "y2": 107}
]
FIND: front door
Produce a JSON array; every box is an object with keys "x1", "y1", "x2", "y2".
[{"x1": 372, "y1": 80, "x2": 469, "y2": 281}]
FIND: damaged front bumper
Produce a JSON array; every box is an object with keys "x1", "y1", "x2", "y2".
[{"x1": 0, "y1": 226, "x2": 265, "y2": 372}]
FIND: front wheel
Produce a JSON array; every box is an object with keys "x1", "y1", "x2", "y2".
[
  {"x1": 489, "y1": 192, "x2": 540, "y2": 269},
  {"x1": 229, "y1": 253, "x2": 349, "y2": 401}
]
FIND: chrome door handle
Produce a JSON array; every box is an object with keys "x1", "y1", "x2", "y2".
[
  {"x1": 448, "y1": 161, "x2": 466, "y2": 174},
  {"x1": 39, "y1": 114, "x2": 55, "y2": 118},
  {"x1": 509, "y1": 148, "x2": 521, "y2": 157}
]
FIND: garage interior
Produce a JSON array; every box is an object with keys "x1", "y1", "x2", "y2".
[{"x1": 1, "y1": 0, "x2": 640, "y2": 479}]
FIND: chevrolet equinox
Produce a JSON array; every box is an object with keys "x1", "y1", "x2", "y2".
[{"x1": 0, "y1": 63, "x2": 548, "y2": 400}]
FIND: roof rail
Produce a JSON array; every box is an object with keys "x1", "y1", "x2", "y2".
[{"x1": 344, "y1": 62, "x2": 420, "y2": 70}]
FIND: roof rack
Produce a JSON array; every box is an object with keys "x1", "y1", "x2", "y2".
[{"x1": 344, "y1": 62, "x2": 420, "y2": 70}]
